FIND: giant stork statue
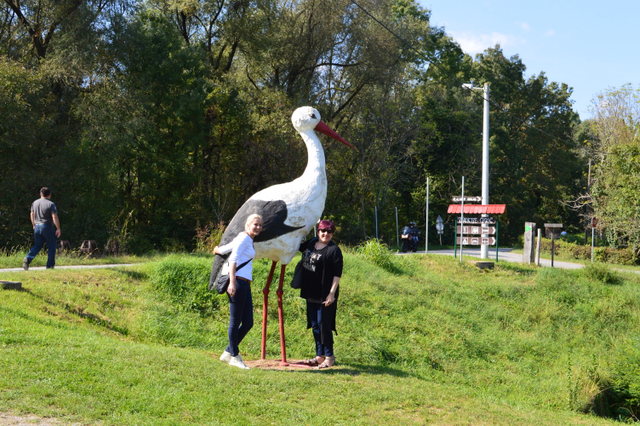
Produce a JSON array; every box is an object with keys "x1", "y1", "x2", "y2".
[{"x1": 209, "y1": 106, "x2": 354, "y2": 363}]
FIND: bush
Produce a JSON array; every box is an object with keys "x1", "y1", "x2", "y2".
[
  {"x1": 150, "y1": 255, "x2": 220, "y2": 316},
  {"x1": 606, "y1": 342, "x2": 640, "y2": 421},
  {"x1": 581, "y1": 264, "x2": 621, "y2": 285},
  {"x1": 593, "y1": 246, "x2": 637, "y2": 265},
  {"x1": 539, "y1": 238, "x2": 637, "y2": 265},
  {"x1": 355, "y1": 239, "x2": 396, "y2": 272},
  {"x1": 194, "y1": 222, "x2": 226, "y2": 254}
]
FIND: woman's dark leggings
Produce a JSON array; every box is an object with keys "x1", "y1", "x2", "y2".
[
  {"x1": 307, "y1": 301, "x2": 334, "y2": 357},
  {"x1": 226, "y1": 279, "x2": 253, "y2": 357}
]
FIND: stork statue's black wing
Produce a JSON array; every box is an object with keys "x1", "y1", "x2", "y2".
[{"x1": 208, "y1": 199, "x2": 303, "y2": 289}]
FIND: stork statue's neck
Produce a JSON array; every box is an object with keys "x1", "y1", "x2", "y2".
[{"x1": 299, "y1": 129, "x2": 326, "y2": 182}]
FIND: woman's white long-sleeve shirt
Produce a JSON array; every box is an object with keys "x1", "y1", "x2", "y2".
[{"x1": 217, "y1": 232, "x2": 255, "y2": 281}]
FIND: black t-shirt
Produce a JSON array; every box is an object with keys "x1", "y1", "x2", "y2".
[{"x1": 299, "y1": 238, "x2": 343, "y2": 302}]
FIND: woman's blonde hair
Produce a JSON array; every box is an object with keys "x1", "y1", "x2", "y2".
[{"x1": 245, "y1": 214, "x2": 263, "y2": 231}]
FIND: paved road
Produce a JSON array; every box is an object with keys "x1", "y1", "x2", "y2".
[
  {"x1": 0, "y1": 264, "x2": 136, "y2": 273},
  {"x1": 400, "y1": 248, "x2": 585, "y2": 269}
]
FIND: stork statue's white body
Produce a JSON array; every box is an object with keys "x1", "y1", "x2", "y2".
[
  {"x1": 209, "y1": 106, "x2": 353, "y2": 365},
  {"x1": 252, "y1": 107, "x2": 331, "y2": 263}
]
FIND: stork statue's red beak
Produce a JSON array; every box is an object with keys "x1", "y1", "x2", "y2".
[{"x1": 314, "y1": 121, "x2": 357, "y2": 150}]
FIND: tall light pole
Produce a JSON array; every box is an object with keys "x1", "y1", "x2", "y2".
[{"x1": 463, "y1": 82, "x2": 491, "y2": 259}]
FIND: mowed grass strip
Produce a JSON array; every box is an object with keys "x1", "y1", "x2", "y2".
[{"x1": 1, "y1": 251, "x2": 637, "y2": 424}]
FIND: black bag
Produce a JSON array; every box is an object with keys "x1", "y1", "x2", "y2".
[
  {"x1": 290, "y1": 261, "x2": 304, "y2": 289},
  {"x1": 215, "y1": 258, "x2": 252, "y2": 294}
]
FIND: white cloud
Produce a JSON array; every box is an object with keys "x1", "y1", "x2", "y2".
[
  {"x1": 449, "y1": 31, "x2": 521, "y2": 55},
  {"x1": 544, "y1": 29, "x2": 556, "y2": 37},
  {"x1": 518, "y1": 22, "x2": 531, "y2": 32}
]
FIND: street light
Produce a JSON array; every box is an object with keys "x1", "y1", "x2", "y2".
[
  {"x1": 435, "y1": 215, "x2": 444, "y2": 246},
  {"x1": 463, "y1": 81, "x2": 491, "y2": 259}
]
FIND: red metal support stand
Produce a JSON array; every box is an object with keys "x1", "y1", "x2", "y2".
[
  {"x1": 276, "y1": 264, "x2": 288, "y2": 365},
  {"x1": 260, "y1": 261, "x2": 277, "y2": 360}
]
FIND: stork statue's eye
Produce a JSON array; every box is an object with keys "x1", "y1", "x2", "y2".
[{"x1": 311, "y1": 113, "x2": 317, "y2": 119}]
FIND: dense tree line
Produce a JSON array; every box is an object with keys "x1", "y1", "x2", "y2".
[{"x1": 1, "y1": 0, "x2": 588, "y2": 252}]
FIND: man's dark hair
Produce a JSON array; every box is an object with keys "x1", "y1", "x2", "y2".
[{"x1": 40, "y1": 187, "x2": 51, "y2": 197}]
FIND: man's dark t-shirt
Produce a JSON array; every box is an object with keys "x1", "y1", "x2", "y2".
[{"x1": 31, "y1": 198, "x2": 58, "y2": 225}]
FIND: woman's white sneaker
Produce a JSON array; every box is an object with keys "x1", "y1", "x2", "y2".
[
  {"x1": 228, "y1": 355, "x2": 249, "y2": 369},
  {"x1": 219, "y1": 350, "x2": 232, "y2": 363}
]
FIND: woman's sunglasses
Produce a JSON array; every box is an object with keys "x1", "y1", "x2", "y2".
[{"x1": 318, "y1": 229, "x2": 334, "y2": 234}]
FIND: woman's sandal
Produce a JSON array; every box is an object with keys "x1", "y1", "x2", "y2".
[
  {"x1": 317, "y1": 356, "x2": 335, "y2": 369},
  {"x1": 301, "y1": 357, "x2": 324, "y2": 366}
]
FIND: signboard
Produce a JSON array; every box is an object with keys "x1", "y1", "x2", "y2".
[
  {"x1": 460, "y1": 217, "x2": 495, "y2": 225},
  {"x1": 457, "y1": 236, "x2": 496, "y2": 246},
  {"x1": 452, "y1": 196, "x2": 482, "y2": 203},
  {"x1": 544, "y1": 223, "x2": 563, "y2": 239},
  {"x1": 457, "y1": 225, "x2": 496, "y2": 235}
]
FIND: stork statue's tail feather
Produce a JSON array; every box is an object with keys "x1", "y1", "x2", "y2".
[{"x1": 208, "y1": 253, "x2": 229, "y2": 291}]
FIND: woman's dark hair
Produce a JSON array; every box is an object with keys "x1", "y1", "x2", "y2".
[{"x1": 317, "y1": 219, "x2": 335, "y2": 232}]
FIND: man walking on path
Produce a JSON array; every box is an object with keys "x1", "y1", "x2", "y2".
[{"x1": 23, "y1": 187, "x2": 62, "y2": 270}]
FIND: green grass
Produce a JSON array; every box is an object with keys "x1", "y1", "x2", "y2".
[{"x1": 1, "y1": 250, "x2": 639, "y2": 424}]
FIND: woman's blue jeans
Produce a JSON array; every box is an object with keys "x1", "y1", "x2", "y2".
[
  {"x1": 226, "y1": 279, "x2": 253, "y2": 357},
  {"x1": 26, "y1": 223, "x2": 57, "y2": 268}
]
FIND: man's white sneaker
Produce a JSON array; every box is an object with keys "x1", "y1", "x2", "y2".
[
  {"x1": 219, "y1": 351, "x2": 232, "y2": 363},
  {"x1": 228, "y1": 355, "x2": 249, "y2": 369}
]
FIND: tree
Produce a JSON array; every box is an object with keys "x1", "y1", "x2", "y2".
[{"x1": 590, "y1": 85, "x2": 640, "y2": 258}]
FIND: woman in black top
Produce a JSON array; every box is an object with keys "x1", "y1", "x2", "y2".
[{"x1": 298, "y1": 219, "x2": 343, "y2": 369}]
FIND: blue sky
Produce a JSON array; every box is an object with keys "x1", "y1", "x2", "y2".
[{"x1": 420, "y1": 0, "x2": 640, "y2": 120}]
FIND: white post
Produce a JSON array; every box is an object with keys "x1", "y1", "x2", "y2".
[
  {"x1": 536, "y1": 228, "x2": 542, "y2": 266},
  {"x1": 425, "y1": 177, "x2": 429, "y2": 253},
  {"x1": 460, "y1": 176, "x2": 465, "y2": 262},
  {"x1": 480, "y1": 82, "x2": 490, "y2": 259}
]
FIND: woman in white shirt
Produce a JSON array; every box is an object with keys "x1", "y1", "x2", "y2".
[{"x1": 214, "y1": 214, "x2": 262, "y2": 369}]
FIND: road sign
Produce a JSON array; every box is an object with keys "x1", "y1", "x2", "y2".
[
  {"x1": 457, "y1": 225, "x2": 496, "y2": 235},
  {"x1": 460, "y1": 217, "x2": 496, "y2": 225},
  {"x1": 452, "y1": 196, "x2": 482, "y2": 203},
  {"x1": 457, "y1": 236, "x2": 496, "y2": 246}
]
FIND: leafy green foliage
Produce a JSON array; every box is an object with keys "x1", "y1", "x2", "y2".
[
  {"x1": 581, "y1": 263, "x2": 621, "y2": 285},
  {"x1": 0, "y1": 0, "x2": 590, "y2": 253},
  {"x1": 591, "y1": 85, "x2": 640, "y2": 259},
  {"x1": 355, "y1": 239, "x2": 397, "y2": 272},
  {"x1": 609, "y1": 341, "x2": 640, "y2": 420},
  {"x1": 149, "y1": 255, "x2": 219, "y2": 317},
  {"x1": 537, "y1": 238, "x2": 637, "y2": 265}
]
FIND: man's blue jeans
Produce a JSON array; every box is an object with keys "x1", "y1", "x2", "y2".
[{"x1": 26, "y1": 223, "x2": 57, "y2": 268}]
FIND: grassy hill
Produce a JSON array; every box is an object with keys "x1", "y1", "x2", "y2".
[{"x1": 1, "y1": 247, "x2": 639, "y2": 424}]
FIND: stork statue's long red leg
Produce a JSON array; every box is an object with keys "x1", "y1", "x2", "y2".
[
  {"x1": 261, "y1": 261, "x2": 278, "y2": 360},
  {"x1": 276, "y1": 264, "x2": 288, "y2": 365}
]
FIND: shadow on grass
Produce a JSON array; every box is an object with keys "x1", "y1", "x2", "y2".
[
  {"x1": 20, "y1": 287, "x2": 129, "y2": 336},
  {"x1": 114, "y1": 268, "x2": 148, "y2": 281},
  {"x1": 496, "y1": 262, "x2": 537, "y2": 276},
  {"x1": 268, "y1": 362, "x2": 416, "y2": 379},
  {"x1": 317, "y1": 362, "x2": 412, "y2": 377}
]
